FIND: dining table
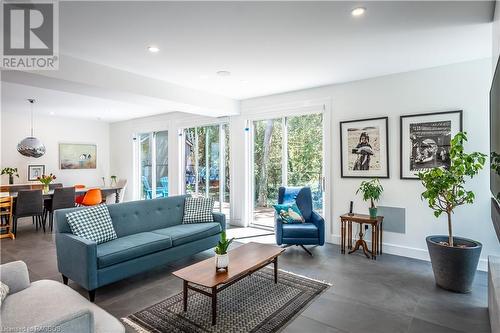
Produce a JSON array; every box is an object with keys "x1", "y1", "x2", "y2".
[{"x1": 0, "y1": 186, "x2": 124, "y2": 204}]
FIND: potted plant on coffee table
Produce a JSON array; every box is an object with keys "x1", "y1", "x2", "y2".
[
  {"x1": 356, "y1": 179, "x2": 384, "y2": 219},
  {"x1": 215, "y1": 231, "x2": 234, "y2": 272},
  {"x1": 419, "y1": 132, "x2": 486, "y2": 293},
  {"x1": 1, "y1": 167, "x2": 19, "y2": 185}
]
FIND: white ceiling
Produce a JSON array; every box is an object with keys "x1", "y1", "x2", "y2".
[
  {"x1": 1, "y1": 82, "x2": 169, "y2": 122},
  {"x1": 58, "y1": 1, "x2": 494, "y2": 100}
]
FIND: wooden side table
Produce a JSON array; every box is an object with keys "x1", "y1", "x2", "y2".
[{"x1": 340, "y1": 213, "x2": 383, "y2": 260}]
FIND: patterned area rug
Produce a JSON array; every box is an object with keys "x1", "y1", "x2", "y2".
[{"x1": 122, "y1": 268, "x2": 330, "y2": 333}]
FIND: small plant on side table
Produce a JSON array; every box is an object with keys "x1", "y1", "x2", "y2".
[
  {"x1": 419, "y1": 132, "x2": 486, "y2": 293},
  {"x1": 1, "y1": 167, "x2": 19, "y2": 185},
  {"x1": 356, "y1": 179, "x2": 384, "y2": 218},
  {"x1": 215, "y1": 231, "x2": 234, "y2": 271}
]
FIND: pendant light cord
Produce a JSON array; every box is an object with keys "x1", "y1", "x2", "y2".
[{"x1": 28, "y1": 99, "x2": 35, "y2": 137}]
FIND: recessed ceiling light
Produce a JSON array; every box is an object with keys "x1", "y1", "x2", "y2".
[
  {"x1": 240, "y1": 80, "x2": 249, "y2": 84},
  {"x1": 216, "y1": 70, "x2": 231, "y2": 77},
  {"x1": 147, "y1": 46, "x2": 160, "y2": 53},
  {"x1": 49, "y1": 111, "x2": 55, "y2": 115},
  {"x1": 351, "y1": 7, "x2": 366, "y2": 17}
]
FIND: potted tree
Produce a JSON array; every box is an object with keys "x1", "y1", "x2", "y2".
[
  {"x1": 419, "y1": 132, "x2": 486, "y2": 293},
  {"x1": 214, "y1": 231, "x2": 234, "y2": 271},
  {"x1": 1, "y1": 167, "x2": 19, "y2": 185},
  {"x1": 356, "y1": 179, "x2": 384, "y2": 218}
]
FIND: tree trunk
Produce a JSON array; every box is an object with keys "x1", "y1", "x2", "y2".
[
  {"x1": 447, "y1": 210, "x2": 454, "y2": 247},
  {"x1": 257, "y1": 120, "x2": 274, "y2": 207},
  {"x1": 370, "y1": 198, "x2": 374, "y2": 208}
]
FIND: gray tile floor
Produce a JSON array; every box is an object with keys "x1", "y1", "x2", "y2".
[{"x1": 0, "y1": 221, "x2": 491, "y2": 333}]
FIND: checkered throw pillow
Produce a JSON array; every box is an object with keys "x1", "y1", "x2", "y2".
[
  {"x1": 182, "y1": 197, "x2": 214, "y2": 224},
  {"x1": 66, "y1": 204, "x2": 117, "y2": 244}
]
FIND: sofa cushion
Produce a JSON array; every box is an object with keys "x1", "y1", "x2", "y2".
[
  {"x1": 0, "y1": 279, "x2": 124, "y2": 333},
  {"x1": 0, "y1": 281, "x2": 9, "y2": 306},
  {"x1": 182, "y1": 197, "x2": 214, "y2": 224},
  {"x1": 97, "y1": 232, "x2": 172, "y2": 268},
  {"x1": 66, "y1": 204, "x2": 117, "y2": 244},
  {"x1": 282, "y1": 223, "x2": 318, "y2": 239},
  {"x1": 152, "y1": 222, "x2": 221, "y2": 247}
]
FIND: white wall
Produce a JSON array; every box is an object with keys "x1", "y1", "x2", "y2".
[
  {"x1": 239, "y1": 58, "x2": 499, "y2": 270},
  {"x1": 0, "y1": 111, "x2": 110, "y2": 187},
  {"x1": 110, "y1": 59, "x2": 498, "y2": 270},
  {"x1": 494, "y1": 0, "x2": 500, "y2": 68}
]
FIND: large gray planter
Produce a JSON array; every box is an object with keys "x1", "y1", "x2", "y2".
[{"x1": 426, "y1": 235, "x2": 482, "y2": 293}]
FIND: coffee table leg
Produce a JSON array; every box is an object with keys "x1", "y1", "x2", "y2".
[
  {"x1": 183, "y1": 280, "x2": 188, "y2": 311},
  {"x1": 211, "y1": 287, "x2": 217, "y2": 325},
  {"x1": 274, "y1": 257, "x2": 278, "y2": 284}
]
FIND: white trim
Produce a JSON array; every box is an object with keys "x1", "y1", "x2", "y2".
[{"x1": 329, "y1": 234, "x2": 489, "y2": 272}]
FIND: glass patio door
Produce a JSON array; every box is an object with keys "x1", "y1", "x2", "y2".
[
  {"x1": 184, "y1": 124, "x2": 230, "y2": 219},
  {"x1": 138, "y1": 130, "x2": 168, "y2": 200},
  {"x1": 252, "y1": 113, "x2": 324, "y2": 228}
]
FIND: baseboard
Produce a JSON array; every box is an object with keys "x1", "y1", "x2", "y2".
[{"x1": 329, "y1": 234, "x2": 488, "y2": 272}]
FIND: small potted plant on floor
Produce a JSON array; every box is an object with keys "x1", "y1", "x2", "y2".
[
  {"x1": 215, "y1": 231, "x2": 234, "y2": 272},
  {"x1": 38, "y1": 173, "x2": 56, "y2": 193},
  {"x1": 419, "y1": 132, "x2": 486, "y2": 293},
  {"x1": 1, "y1": 167, "x2": 19, "y2": 185},
  {"x1": 356, "y1": 179, "x2": 383, "y2": 218}
]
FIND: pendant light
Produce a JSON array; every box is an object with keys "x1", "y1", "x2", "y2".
[{"x1": 17, "y1": 99, "x2": 46, "y2": 158}]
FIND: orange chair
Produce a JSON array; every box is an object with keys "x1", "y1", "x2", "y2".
[
  {"x1": 74, "y1": 184, "x2": 86, "y2": 205},
  {"x1": 81, "y1": 189, "x2": 102, "y2": 206}
]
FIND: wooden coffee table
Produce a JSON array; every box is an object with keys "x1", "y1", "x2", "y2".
[{"x1": 172, "y1": 242, "x2": 285, "y2": 325}]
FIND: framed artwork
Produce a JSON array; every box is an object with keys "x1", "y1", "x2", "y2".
[
  {"x1": 28, "y1": 165, "x2": 45, "y2": 181},
  {"x1": 400, "y1": 110, "x2": 463, "y2": 179},
  {"x1": 340, "y1": 117, "x2": 389, "y2": 178},
  {"x1": 59, "y1": 143, "x2": 97, "y2": 169}
]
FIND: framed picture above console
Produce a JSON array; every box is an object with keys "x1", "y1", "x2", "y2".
[
  {"x1": 400, "y1": 110, "x2": 463, "y2": 179},
  {"x1": 28, "y1": 165, "x2": 45, "y2": 181},
  {"x1": 340, "y1": 117, "x2": 389, "y2": 178}
]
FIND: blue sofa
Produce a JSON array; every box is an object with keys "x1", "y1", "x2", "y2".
[
  {"x1": 55, "y1": 195, "x2": 225, "y2": 301},
  {"x1": 275, "y1": 187, "x2": 325, "y2": 255}
]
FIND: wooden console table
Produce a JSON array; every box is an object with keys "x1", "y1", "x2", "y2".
[{"x1": 340, "y1": 213, "x2": 383, "y2": 260}]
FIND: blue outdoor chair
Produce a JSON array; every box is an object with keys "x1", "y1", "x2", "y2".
[
  {"x1": 142, "y1": 176, "x2": 167, "y2": 199},
  {"x1": 275, "y1": 186, "x2": 325, "y2": 255}
]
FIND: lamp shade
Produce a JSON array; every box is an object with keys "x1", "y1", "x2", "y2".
[{"x1": 17, "y1": 136, "x2": 46, "y2": 158}]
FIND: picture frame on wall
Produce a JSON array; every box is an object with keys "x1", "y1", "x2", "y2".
[
  {"x1": 340, "y1": 117, "x2": 389, "y2": 178},
  {"x1": 400, "y1": 110, "x2": 463, "y2": 180},
  {"x1": 28, "y1": 165, "x2": 45, "y2": 181},
  {"x1": 59, "y1": 143, "x2": 97, "y2": 170}
]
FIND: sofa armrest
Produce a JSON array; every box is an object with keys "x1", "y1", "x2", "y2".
[
  {"x1": 310, "y1": 211, "x2": 325, "y2": 245},
  {"x1": 37, "y1": 309, "x2": 94, "y2": 333},
  {"x1": 274, "y1": 215, "x2": 284, "y2": 245},
  {"x1": 213, "y1": 212, "x2": 226, "y2": 232},
  {"x1": 55, "y1": 233, "x2": 98, "y2": 291},
  {"x1": 0, "y1": 261, "x2": 30, "y2": 294}
]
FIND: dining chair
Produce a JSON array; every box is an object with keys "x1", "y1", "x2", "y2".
[
  {"x1": 13, "y1": 190, "x2": 44, "y2": 235},
  {"x1": 80, "y1": 189, "x2": 102, "y2": 206},
  {"x1": 0, "y1": 196, "x2": 15, "y2": 240},
  {"x1": 74, "y1": 184, "x2": 86, "y2": 205},
  {"x1": 43, "y1": 187, "x2": 76, "y2": 232}
]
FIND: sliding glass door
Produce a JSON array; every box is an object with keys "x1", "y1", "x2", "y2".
[
  {"x1": 138, "y1": 130, "x2": 168, "y2": 200},
  {"x1": 184, "y1": 124, "x2": 230, "y2": 219},
  {"x1": 252, "y1": 113, "x2": 324, "y2": 228}
]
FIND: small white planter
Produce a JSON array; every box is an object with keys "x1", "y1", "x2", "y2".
[{"x1": 216, "y1": 254, "x2": 229, "y2": 271}]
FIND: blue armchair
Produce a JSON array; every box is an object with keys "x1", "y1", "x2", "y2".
[{"x1": 275, "y1": 186, "x2": 325, "y2": 255}]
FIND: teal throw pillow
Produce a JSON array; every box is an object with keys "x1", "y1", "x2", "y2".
[{"x1": 273, "y1": 202, "x2": 305, "y2": 224}]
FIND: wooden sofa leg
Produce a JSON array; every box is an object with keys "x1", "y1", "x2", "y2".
[
  {"x1": 62, "y1": 275, "x2": 68, "y2": 285},
  {"x1": 89, "y1": 290, "x2": 96, "y2": 302}
]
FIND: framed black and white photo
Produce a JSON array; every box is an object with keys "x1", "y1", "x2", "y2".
[
  {"x1": 400, "y1": 110, "x2": 463, "y2": 179},
  {"x1": 28, "y1": 165, "x2": 45, "y2": 181},
  {"x1": 340, "y1": 117, "x2": 389, "y2": 178}
]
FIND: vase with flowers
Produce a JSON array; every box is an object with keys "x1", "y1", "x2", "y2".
[
  {"x1": 37, "y1": 173, "x2": 56, "y2": 193},
  {"x1": 1, "y1": 167, "x2": 19, "y2": 185}
]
